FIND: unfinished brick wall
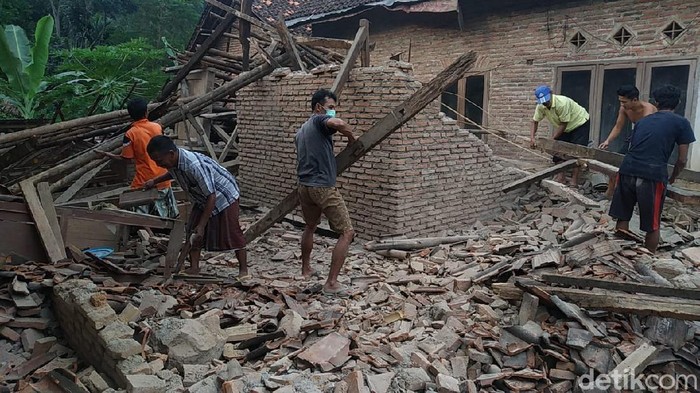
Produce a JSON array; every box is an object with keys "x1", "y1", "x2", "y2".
[
  {"x1": 312, "y1": 0, "x2": 700, "y2": 162},
  {"x1": 237, "y1": 64, "x2": 517, "y2": 239},
  {"x1": 53, "y1": 280, "x2": 147, "y2": 388}
]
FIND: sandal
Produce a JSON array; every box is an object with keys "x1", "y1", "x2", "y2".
[{"x1": 321, "y1": 285, "x2": 351, "y2": 298}]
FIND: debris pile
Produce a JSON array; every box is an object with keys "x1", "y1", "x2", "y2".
[{"x1": 3, "y1": 183, "x2": 700, "y2": 392}]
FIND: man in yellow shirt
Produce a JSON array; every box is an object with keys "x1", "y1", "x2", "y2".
[{"x1": 529, "y1": 85, "x2": 590, "y2": 187}]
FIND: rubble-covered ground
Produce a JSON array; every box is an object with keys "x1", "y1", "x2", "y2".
[{"x1": 2, "y1": 182, "x2": 700, "y2": 393}]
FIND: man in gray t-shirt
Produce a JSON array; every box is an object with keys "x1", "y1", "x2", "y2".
[{"x1": 295, "y1": 89, "x2": 356, "y2": 296}]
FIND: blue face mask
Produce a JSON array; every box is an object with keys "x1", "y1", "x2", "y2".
[{"x1": 325, "y1": 109, "x2": 336, "y2": 118}]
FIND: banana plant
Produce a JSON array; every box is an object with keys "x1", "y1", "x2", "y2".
[{"x1": 0, "y1": 15, "x2": 54, "y2": 119}]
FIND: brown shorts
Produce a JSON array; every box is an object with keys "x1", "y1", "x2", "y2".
[
  {"x1": 188, "y1": 200, "x2": 246, "y2": 251},
  {"x1": 298, "y1": 185, "x2": 353, "y2": 233}
]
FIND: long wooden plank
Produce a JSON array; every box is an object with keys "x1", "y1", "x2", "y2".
[
  {"x1": 58, "y1": 186, "x2": 130, "y2": 206},
  {"x1": 239, "y1": 0, "x2": 252, "y2": 71},
  {"x1": 157, "y1": 12, "x2": 237, "y2": 102},
  {"x1": 56, "y1": 207, "x2": 175, "y2": 229},
  {"x1": 502, "y1": 160, "x2": 577, "y2": 193},
  {"x1": 54, "y1": 161, "x2": 109, "y2": 204},
  {"x1": 19, "y1": 180, "x2": 66, "y2": 262},
  {"x1": 275, "y1": 15, "x2": 306, "y2": 72},
  {"x1": 164, "y1": 220, "x2": 186, "y2": 279},
  {"x1": 544, "y1": 285, "x2": 700, "y2": 320},
  {"x1": 607, "y1": 343, "x2": 659, "y2": 387},
  {"x1": 211, "y1": 124, "x2": 231, "y2": 143},
  {"x1": 541, "y1": 179, "x2": 600, "y2": 208},
  {"x1": 206, "y1": 0, "x2": 275, "y2": 33},
  {"x1": 537, "y1": 138, "x2": 700, "y2": 183},
  {"x1": 186, "y1": 112, "x2": 218, "y2": 159},
  {"x1": 36, "y1": 182, "x2": 65, "y2": 253},
  {"x1": 243, "y1": 51, "x2": 478, "y2": 242},
  {"x1": 331, "y1": 19, "x2": 369, "y2": 96},
  {"x1": 542, "y1": 273, "x2": 700, "y2": 300}
]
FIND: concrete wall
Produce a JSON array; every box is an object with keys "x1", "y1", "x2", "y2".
[{"x1": 236, "y1": 64, "x2": 517, "y2": 239}]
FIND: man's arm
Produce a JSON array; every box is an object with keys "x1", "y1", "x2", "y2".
[
  {"x1": 143, "y1": 172, "x2": 173, "y2": 189},
  {"x1": 600, "y1": 107, "x2": 627, "y2": 149},
  {"x1": 190, "y1": 193, "x2": 216, "y2": 247},
  {"x1": 552, "y1": 123, "x2": 567, "y2": 140},
  {"x1": 327, "y1": 118, "x2": 356, "y2": 144},
  {"x1": 530, "y1": 121, "x2": 539, "y2": 147},
  {"x1": 670, "y1": 144, "x2": 689, "y2": 184}
]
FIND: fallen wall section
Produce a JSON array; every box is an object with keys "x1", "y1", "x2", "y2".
[
  {"x1": 237, "y1": 62, "x2": 517, "y2": 239},
  {"x1": 53, "y1": 279, "x2": 147, "y2": 388}
]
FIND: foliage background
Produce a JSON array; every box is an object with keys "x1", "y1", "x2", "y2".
[{"x1": 0, "y1": 0, "x2": 204, "y2": 119}]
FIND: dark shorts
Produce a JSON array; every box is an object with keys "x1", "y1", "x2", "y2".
[
  {"x1": 553, "y1": 121, "x2": 590, "y2": 163},
  {"x1": 609, "y1": 174, "x2": 667, "y2": 232},
  {"x1": 188, "y1": 200, "x2": 246, "y2": 251}
]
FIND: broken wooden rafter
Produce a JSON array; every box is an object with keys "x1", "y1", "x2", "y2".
[
  {"x1": 239, "y1": 0, "x2": 252, "y2": 70},
  {"x1": 537, "y1": 138, "x2": 700, "y2": 183},
  {"x1": 157, "y1": 12, "x2": 237, "y2": 102},
  {"x1": 206, "y1": 0, "x2": 276, "y2": 34},
  {"x1": 244, "y1": 51, "x2": 478, "y2": 242},
  {"x1": 541, "y1": 179, "x2": 600, "y2": 208},
  {"x1": 502, "y1": 160, "x2": 577, "y2": 193},
  {"x1": 331, "y1": 19, "x2": 369, "y2": 96},
  {"x1": 53, "y1": 161, "x2": 110, "y2": 204},
  {"x1": 365, "y1": 235, "x2": 477, "y2": 251},
  {"x1": 250, "y1": 37, "x2": 281, "y2": 68},
  {"x1": 19, "y1": 180, "x2": 66, "y2": 263},
  {"x1": 541, "y1": 273, "x2": 700, "y2": 301},
  {"x1": 219, "y1": 125, "x2": 239, "y2": 162},
  {"x1": 543, "y1": 285, "x2": 700, "y2": 320},
  {"x1": 274, "y1": 15, "x2": 306, "y2": 72},
  {"x1": 185, "y1": 112, "x2": 218, "y2": 159}
]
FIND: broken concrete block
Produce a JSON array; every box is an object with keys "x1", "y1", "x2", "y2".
[
  {"x1": 450, "y1": 356, "x2": 468, "y2": 380},
  {"x1": 652, "y1": 259, "x2": 686, "y2": 279},
  {"x1": 81, "y1": 370, "x2": 111, "y2": 393},
  {"x1": 21, "y1": 328, "x2": 44, "y2": 352},
  {"x1": 151, "y1": 317, "x2": 226, "y2": 370},
  {"x1": 366, "y1": 372, "x2": 394, "y2": 393},
  {"x1": 125, "y1": 374, "x2": 166, "y2": 393},
  {"x1": 187, "y1": 375, "x2": 219, "y2": 393},
  {"x1": 436, "y1": 374, "x2": 460, "y2": 393},
  {"x1": 148, "y1": 359, "x2": 164, "y2": 374},
  {"x1": 183, "y1": 364, "x2": 210, "y2": 387},
  {"x1": 397, "y1": 368, "x2": 431, "y2": 391},
  {"x1": 279, "y1": 310, "x2": 303, "y2": 338},
  {"x1": 681, "y1": 247, "x2": 700, "y2": 265},
  {"x1": 217, "y1": 360, "x2": 244, "y2": 380},
  {"x1": 137, "y1": 290, "x2": 177, "y2": 318},
  {"x1": 119, "y1": 303, "x2": 141, "y2": 323}
]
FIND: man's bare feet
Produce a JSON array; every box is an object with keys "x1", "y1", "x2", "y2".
[
  {"x1": 302, "y1": 267, "x2": 317, "y2": 279},
  {"x1": 322, "y1": 282, "x2": 349, "y2": 297}
]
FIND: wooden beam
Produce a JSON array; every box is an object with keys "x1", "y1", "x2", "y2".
[
  {"x1": 543, "y1": 285, "x2": 700, "y2": 320},
  {"x1": 296, "y1": 37, "x2": 353, "y2": 50},
  {"x1": 56, "y1": 206, "x2": 175, "y2": 229},
  {"x1": 19, "y1": 180, "x2": 66, "y2": 262},
  {"x1": 607, "y1": 343, "x2": 659, "y2": 387},
  {"x1": 0, "y1": 139, "x2": 36, "y2": 172},
  {"x1": 537, "y1": 138, "x2": 700, "y2": 183},
  {"x1": 250, "y1": 37, "x2": 281, "y2": 68},
  {"x1": 206, "y1": 0, "x2": 276, "y2": 33},
  {"x1": 58, "y1": 186, "x2": 130, "y2": 206},
  {"x1": 210, "y1": 124, "x2": 231, "y2": 143},
  {"x1": 118, "y1": 189, "x2": 159, "y2": 209},
  {"x1": 157, "y1": 12, "x2": 237, "y2": 102},
  {"x1": 331, "y1": 19, "x2": 369, "y2": 96},
  {"x1": 274, "y1": 15, "x2": 306, "y2": 72},
  {"x1": 219, "y1": 125, "x2": 239, "y2": 162},
  {"x1": 243, "y1": 51, "x2": 478, "y2": 243},
  {"x1": 157, "y1": 54, "x2": 287, "y2": 128},
  {"x1": 541, "y1": 179, "x2": 600, "y2": 208},
  {"x1": 502, "y1": 160, "x2": 577, "y2": 193},
  {"x1": 54, "y1": 161, "x2": 109, "y2": 204},
  {"x1": 186, "y1": 112, "x2": 218, "y2": 159},
  {"x1": 239, "y1": 0, "x2": 252, "y2": 71},
  {"x1": 164, "y1": 220, "x2": 185, "y2": 278},
  {"x1": 541, "y1": 273, "x2": 700, "y2": 301},
  {"x1": 36, "y1": 182, "x2": 65, "y2": 255}
]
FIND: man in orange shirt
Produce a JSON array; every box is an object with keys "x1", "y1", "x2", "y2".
[{"x1": 97, "y1": 98, "x2": 178, "y2": 218}]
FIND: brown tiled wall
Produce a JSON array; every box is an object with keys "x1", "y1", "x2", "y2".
[{"x1": 237, "y1": 64, "x2": 517, "y2": 239}]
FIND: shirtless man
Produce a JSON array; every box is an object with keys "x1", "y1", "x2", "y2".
[{"x1": 599, "y1": 85, "x2": 657, "y2": 150}]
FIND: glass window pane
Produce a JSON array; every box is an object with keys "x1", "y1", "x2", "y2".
[
  {"x1": 599, "y1": 68, "x2": 637, "y2": 154},
  {"x1": 465, "y1": 75, "x2": 485, "y2": 128},
  {"x1": 560, "y1": 70, "x2": 591, "y2": 111},
  {"x1": 650, "y1": 64, "x2": 690, "y2": 116}
]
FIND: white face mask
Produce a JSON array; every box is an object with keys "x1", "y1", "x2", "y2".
[{"x1": 325, "y1": 109, "x2": 336, "y2": 118}]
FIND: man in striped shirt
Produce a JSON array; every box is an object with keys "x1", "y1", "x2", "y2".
[{"x1": 144, "y1": 136, "x2": 248, "y2": 277}]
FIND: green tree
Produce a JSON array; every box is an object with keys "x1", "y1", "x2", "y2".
[{"x1": 0, "y1": 15, "x2": 55, "y2": 119}]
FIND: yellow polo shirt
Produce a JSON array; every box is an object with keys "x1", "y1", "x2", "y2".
[{"x1": 533, "y1": 94, "x2": 589, "y2": 132}]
